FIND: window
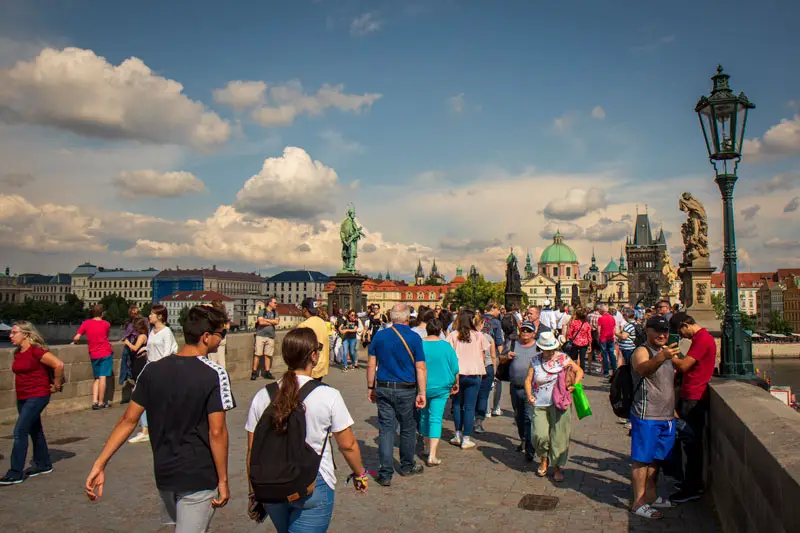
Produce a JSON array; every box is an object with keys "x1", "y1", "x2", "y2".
[
  {"x1": 566, "y1": 267, "x2": 571, "y2": 277},
  {"x1": 553, "y1": 267, "x2": 559, "y2": 277}
]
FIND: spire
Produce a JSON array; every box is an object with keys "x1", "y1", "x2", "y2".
[
  {"x1": 415, "y1": 258, "x2": 424, "y2": 278},
  {"x1": 377, "y1": 272, "x2": 383, "y2": 281},
  {"x1": 385, "y1": 270, "x2": 391, "y2": 281},
  {"x1": 591, "y1": 246, "x2": 596, "y2": 264},
  {"x1": 553, "y1": 231, "x2": 564, "y2": 244},
  {"x1": 431, "y1": 257, "x2": 439, "y2": 276},
  {"x1": 524, "y1": 249, "x2": 534, "y2": 278},
  {"x1": 619, "y1": 247, "x2": 626, "y2": 271}
]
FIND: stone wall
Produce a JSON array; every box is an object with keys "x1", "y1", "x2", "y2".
[
  {"x1": 0, "y1": 332, "x2": 277, "y2": 424},
  {"x1": 708, "y1": 379, "x2": 800, "y2": 533}
]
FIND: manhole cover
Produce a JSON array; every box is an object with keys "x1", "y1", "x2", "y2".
[
  {"x1": 49, "y1": 437, "x2": 88, "y2": 445},
  {"x1": 518, "y1": 494, "x2": 559, "y2": 511}
]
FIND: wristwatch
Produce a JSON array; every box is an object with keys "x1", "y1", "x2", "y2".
[{"x1": 368, "y1": 385, "x2": 375, "y2": 390}]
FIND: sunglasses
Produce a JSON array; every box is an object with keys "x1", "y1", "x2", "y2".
[{"x1": 209, "y1": 329, "x2": 227, "y2": 340}]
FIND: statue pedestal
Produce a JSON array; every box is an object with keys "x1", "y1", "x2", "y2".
[
  {"x1": 505, "y1": 291, "x2": 523, "y2": 309},
  {"x1": 328, "y1": 273, "x2": 368, "y2": 314},
  {"x1": 679, "y1": 262, "x2": 719, "y2": 334}
]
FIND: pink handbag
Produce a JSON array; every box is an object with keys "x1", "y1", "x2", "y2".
[{"x1": 550, "y1": 354, "x2": 573, "y2": 411}]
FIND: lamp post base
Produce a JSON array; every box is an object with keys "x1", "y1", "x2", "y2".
[{"x1": 718, "y1": 312, "x2": 755, "y2": 379}]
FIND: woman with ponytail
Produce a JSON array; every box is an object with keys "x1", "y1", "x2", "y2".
[{"x1": 245, "y1": 328, "x2": 367, "y2": 531}]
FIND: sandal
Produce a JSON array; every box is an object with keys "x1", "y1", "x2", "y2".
[
  {"x1": 552, "y1": 469, "x2": 565, "y2": 482},
  {"x1": 427, "y1": 457, "x2": 442, "y2": 467},
  {"x1": 536, "y1": 462, "x2": 548, "y2": 477},
  {"x1": 631, "y1": 504, "x2": 663, "y2": 519}
]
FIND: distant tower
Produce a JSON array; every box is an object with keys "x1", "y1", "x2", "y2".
[
  {"x1": 585, "y1": 247, "x2": 600, "y2": 283},
  {"x1": 415, "y1": 259, "x2": 425, "y2": 285},
  {"x1": 429, "y1": 258, "x2": 442, "y2": 283},
  {"x1": 524, "y1": 250, "x2": 534, "y2": 279},
  {"x1": 619, "y1": 247, "x2": 627, "y2": 273},
  {"x1": 626, "y1": 213, "x2": 668, "y2": 306},
  {"x1": 385, "y1": 270, "x2": 392, "y2": 281},
  {"x1": 455, "y1": 265, "x2": 464, "y2": 278},
  {"x1": 377, "y1": 272, "x2": 384, "y2": 281}
]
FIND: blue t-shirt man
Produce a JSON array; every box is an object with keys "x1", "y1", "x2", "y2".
[{"x1": 368, "y1": 324, "x2": 426, "y2": 383}]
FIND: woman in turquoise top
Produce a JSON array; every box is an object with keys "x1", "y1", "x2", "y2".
[{"x1": 419, "y1": 318, "x2": 460, "y2": 466}]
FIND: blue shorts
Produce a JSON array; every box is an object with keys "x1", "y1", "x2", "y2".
[
  {"x1": 91, "y1": 355, "x2": 114, "y2": 378},
  {"x1": 630, "y1": 416, "x2": 675, "y2": 464}
]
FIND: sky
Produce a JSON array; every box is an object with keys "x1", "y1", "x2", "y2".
[{"x1": 1, "y1": 0, "x2": 799, "y2": 281}]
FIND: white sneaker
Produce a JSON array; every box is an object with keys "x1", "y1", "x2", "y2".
[
  {"x1": 485, "y1": 411, "x2": 492, "y2": 419},
  {"x1": 492, "y1": 408, "x2": 502, "y2": 416},
  {"x1": 449, "y1": 433, "x2": 462, "y2": 446},
  {"x1": 128, "y1": 432, "x2": 150, "y2": 443},
  {"x1": 461, "y1": 438, "x2": 477, "y2": 450}
]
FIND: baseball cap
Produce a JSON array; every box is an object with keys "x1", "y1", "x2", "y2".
[
  {"x1": 301, "y1": 297, "x2": 320, "y2": 315},
  {"x1": 645, "y1": 315, "x2": 670, "y2": 332},
  {"x1": 520, "y1": 320, "x2": 536, "y2": 332}
]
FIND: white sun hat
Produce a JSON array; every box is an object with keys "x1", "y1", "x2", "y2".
[{"x1": 535, "y1": 330, "x2": 561, "y2": 351}]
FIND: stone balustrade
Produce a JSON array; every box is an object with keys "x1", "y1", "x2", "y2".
[{"x1": 0, "y1": 332, "x2": 274, "y2": 424}]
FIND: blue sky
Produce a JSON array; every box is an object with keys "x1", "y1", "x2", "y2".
[{"x1": 0, "y1": 0, "x2": 799, "y2": 279}]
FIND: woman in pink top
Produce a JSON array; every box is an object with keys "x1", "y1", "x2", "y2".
[
  {"x1": 446, "y1": 309, "x2": 488, "y2": 450},
  {"x1": 72, "y1": 304, "x2": 113, "y2": 410}
]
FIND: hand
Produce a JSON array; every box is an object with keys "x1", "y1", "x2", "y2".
[
  {"x1": 212, "y1": 481, "x2": 229, "y2": 508},
  {"x1": 368, "y1": 389, "x2": 376, "y2": 403},
  {"x1": 527, "y1": 395, "x2": 536, "y2": 405},
  {"x1": 507, "y1": 351, "x2": 516, "y2": 359},
  {"x1": 50, "y1": 383, "x2": 63, "y2": 393},
  {"x1": 85, "y1": 464, "x2": 105, "y2": 501},
  {"x1": 567, "y1": 386, "x2": 575, "y2": 393},
  {"x1": 353, "y1": 472, "x2": 369, "y2": 493},
  {"x1": 659, "y1": 343, "x2": 680, "y2": 360},
  {"x1": 450, "y1": 383, "x2": 460, "y2": 395},
  {"x1": 415, "y1": 393, "x2": 426, "y2": 409},
  {"x1": 248, "y1": 493, "x2": 267, "y2": 522}
]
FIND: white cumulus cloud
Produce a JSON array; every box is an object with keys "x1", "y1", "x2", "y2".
[
  {"x1": 250, "y1": 81, "x2": 381, "y2": 127},
  {"x1": 114, "y1": 170, "x2": 206, "y2": 199},
  {"x1": 585, "y1": 216, "x2": 631, "y2": 242},
  {"x1": 538, "y1": 221, "x2": 584, "y2": 240},
  {"x1": 235, "y1": 147, "x2": 339, "y2": 220},
  {"x1": 591, "y1": 106, "x2": 606, "y2": 120},
  {"x1": 213, "y1": 80, "x2": 267, "y2": 110},
  {"x1": 0, "y1": 47, "x2": 230, "y2": 149},
  {"x1": 544, "y1": 188, "x2": 608, "y2": 220},
  {"x1": 743, "y1": 114, "x2": 800, "y2": 161}
]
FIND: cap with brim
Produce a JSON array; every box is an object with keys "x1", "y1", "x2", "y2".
[
  {"x1": 646, "y1": 315, "x2": 670, "y2": 332},
  {"x1": 520, "y1": 320, "x2": 536, "y2": 331},
  {"x1": 301, "y1": 297, "x2": 319, "y2": 315}
]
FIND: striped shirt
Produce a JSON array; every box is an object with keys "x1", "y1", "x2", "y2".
[{"x1": 618, "y1": 321, "x2": 637, "y2": 351}]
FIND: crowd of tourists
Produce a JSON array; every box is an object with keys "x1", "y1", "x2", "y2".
[{"x1": 0, "y1": 292, "x2": 717, "y2": 530}]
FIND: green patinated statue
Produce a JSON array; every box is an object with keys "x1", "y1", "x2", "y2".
[{"x1": 339, "y1": 205, "x2": 365, "y2": 273}]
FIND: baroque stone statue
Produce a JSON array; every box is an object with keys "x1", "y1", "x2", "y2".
[
  {"x1": 339, "y1": 204, "x2": 364, "y2": 273},
  {"x1": 505, "y1": 248, "x2": 522, "y2": 295},
  {"x1": 661, "y1": 254, "x2": 679, "y2": 297},
  {"x1": 679, "y1": 192, "x2": 710, "y2": 266}
]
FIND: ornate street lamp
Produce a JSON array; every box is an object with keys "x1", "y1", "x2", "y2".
[{"x1": 695, "y1": 65, "x2": 755, "y2": 378}]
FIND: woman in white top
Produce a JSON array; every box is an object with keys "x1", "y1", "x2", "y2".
[
  {"x1": 524, "y1": 331, "x2": 583, "y2": 481},
  {"x1": 245, "y1": 328, "x2": 367, "y2": 531},
  {"x1": 128, "y1": 305, "x2": 177, "y2": 444}
]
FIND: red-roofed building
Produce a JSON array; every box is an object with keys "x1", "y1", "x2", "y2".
[
  {"x1": 710, "y1": 272, "x2": 773, "y2": 318},
  {"x1": 324, "y1": 267, "x2": 467, "y2": 313},
  {"x1": 159, "y1": 291, "x2": 234, "y2": 325}
]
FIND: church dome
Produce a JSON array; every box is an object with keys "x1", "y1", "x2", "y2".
[{"x1": 539, "y1": 231, "x2": 578, "y2": 264}]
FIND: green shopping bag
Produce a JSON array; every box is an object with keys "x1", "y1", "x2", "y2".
[{"x1": 572, "y1": 382, "x2": 592, "y2": 420}]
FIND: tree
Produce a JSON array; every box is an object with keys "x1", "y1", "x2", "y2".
[
  {"x1": 443, "y1": 275, "x2": 499, "y2": 310},
  {"x1": 140, "y1": 302, "x2": 152, "y2": 318},
  {"x1": 769, "y1": 310, "x2": 793, "y2": 335},
  {"x1": 711, "y1": 293, "x2": 724, "y2": 320},
  {"x1": 741, "y1": 313, "x2": 757, "y2": 332},
  {"x1": 178, "y1": 305, "x2": 191, "y2": 328},
  {"x1": 98, "y1": 294, "x2": 131, "y2": 325}
]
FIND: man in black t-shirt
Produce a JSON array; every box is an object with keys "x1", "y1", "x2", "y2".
[{"x1": 85, "y1": 306, "x2": 235, "y2": 532}]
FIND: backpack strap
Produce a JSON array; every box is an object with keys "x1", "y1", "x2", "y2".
[
  {"x1": 265, "y1": 381, "x2": 280, "y2": 400},
  {"x1": 296, "y1": 379, "x2": 327, "y2": 404}
]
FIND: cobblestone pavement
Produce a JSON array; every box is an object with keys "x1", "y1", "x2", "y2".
[{"x1": 0, "y1": 355, "x2": 718, "y2": 533}]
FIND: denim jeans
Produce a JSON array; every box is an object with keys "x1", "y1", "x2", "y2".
[
  {"x1": 376, "y1": 386, "x2": 417, "y2": 479},
  {"x1": 600, "y1": 340, "x2": 617, "y2": 375},
  {"x1": 509, "y1": 384, "x2": 534, "y2": 457},
  {"x1": 572, "y1": 345, "x2": 589, "y2": 371},
  {"x1": 621, "y1": 347, "x2": 635, "y2": 367},
  {"x1": 475, "y1": 365, "x2": 495, "y2": 420},
  {"x1": 342, "y1": 337, "x2": 358, "y2": 367},
  {"x1": 267, "y1": 474, "x2": 334, "y2": 533},
  {"x1": 492, "y1": 379, "x2": 503, "y2": 411},
  {"x1": 119, "y1": 345, "x2": 134, "y2": 385},
  {"x1": 6, "y1": 395, "x2": 51, "y2": 480},
  {"x1": 452, "y1": 375, "x2": 481, "y2": 436}
]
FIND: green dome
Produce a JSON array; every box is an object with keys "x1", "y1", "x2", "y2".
[
  {"x1": 602, "y1": 259, "x2": 619, "y2": 273},
  {"x1": 539, "y1": 231, "x2": 578, "y2": 264}
]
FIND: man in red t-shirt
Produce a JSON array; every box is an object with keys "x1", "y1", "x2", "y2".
[
  {"x1": 596, "y1": 305, "x2": 617, "y2": 378},
  {"x1": 72, "y1": 304, "x2": 114, "y2": 410},
  {"x1": 670, "y1": 313, "x2": 716, "y2": 503}
]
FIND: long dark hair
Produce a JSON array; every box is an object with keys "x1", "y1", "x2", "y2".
[
  {"x1": 456, "y1": 309, "x2": 476, "y2": 343},
  {"x1": 272, "y1": 328, "x2": 318, "y2": 434},
  {"x1": 133, "y1": 317, "x2": 149, "y2": 336}
]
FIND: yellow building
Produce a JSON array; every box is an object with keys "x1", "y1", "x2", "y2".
[{"x1": 522, "y1": 231, "x2": 581, "y2": 306}]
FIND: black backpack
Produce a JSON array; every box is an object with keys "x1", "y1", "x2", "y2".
[
  {"x1": 633, "y1": 323, "x2": 646, "y2": 347},
  {"x1": 609, "y1": 364, "x2": 643, "y2": 418},
  {"x1": 249, "y1": 380, "x2": 329, "y2": 503}
]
